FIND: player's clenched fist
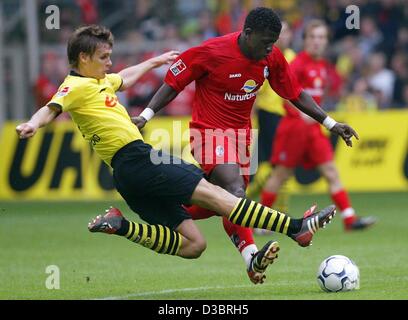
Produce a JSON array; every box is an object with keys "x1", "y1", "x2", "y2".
[{"x1": 16, "y1": 123, "x2": 38, "y2": 139}]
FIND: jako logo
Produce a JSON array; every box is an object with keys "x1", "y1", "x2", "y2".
[{"x1": 241, "y1": 80, "x2": 257, "y2": 93}]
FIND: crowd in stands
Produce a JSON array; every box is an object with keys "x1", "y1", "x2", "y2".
[{"x1": 25, "y1": 0, "x2": 408, "y2": 114}]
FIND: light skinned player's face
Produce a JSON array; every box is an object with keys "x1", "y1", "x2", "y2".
[
  {"x1": 78, "y1": 43, "x2": 113, "y2": 79},
  {"x1": 304, "y1": 25, "x2": 328, "y2": 59}
]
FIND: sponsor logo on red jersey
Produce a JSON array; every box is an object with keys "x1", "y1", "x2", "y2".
[
  {"x1": 241, "y1": 79, "x2": 258, "y2": 93},
  {"x1": 224, "y1": 79, "x2": 258, "y2": 102},
  {"x1": 170, "y1": 59, "x2": 187, "y2": 76},
  {"x1": 264, "y1": 66, "x2": 269, "y2": 78}
]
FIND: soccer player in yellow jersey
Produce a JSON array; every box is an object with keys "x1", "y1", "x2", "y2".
[{"x1": 16, "y1": 25, "x2": 337, "y2": 277}]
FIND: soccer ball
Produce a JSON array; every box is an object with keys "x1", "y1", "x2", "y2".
[{"x1": 317, "y1": 255, "x2": 360, "y2": 292}]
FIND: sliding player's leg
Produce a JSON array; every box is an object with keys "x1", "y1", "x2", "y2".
[
  {"x1": 88, "y1": 140, "x2": 208, "y2": 258},
  {"x1": 88, "y1": 200, "x2": 206, "y2": 258},
  {"x1": 191, "y1": 178, "x2": 336, "y2": 247}
]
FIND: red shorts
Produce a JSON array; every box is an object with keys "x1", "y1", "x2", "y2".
[
  {"x1": 189, "y1": 127, "x2": 252, "y2": 185},
  {"x1": 271, "y1": 117, "x2": 334, "y2": 169}
]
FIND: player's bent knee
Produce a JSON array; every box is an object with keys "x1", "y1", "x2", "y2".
[
  {"x1": 196, "y1": 238, "x2": 207, "y2": 258},
  {"x1": 276, "y1": 168, "x2": 292, "y2": 183},
  {"x1": 191, "y1": 179, "x2": 238, "y2": 217},
  {"x1": 189, "y1": 238, "x2": 207, "y2": 258},
  {"x1": 193, "y1": 179, "x2": 223, "y2": 203}
]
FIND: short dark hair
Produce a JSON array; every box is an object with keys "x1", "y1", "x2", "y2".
[
  {"x1": 67, "y1": 25, "x2": 114, "y2": 68},
  {"x1": 244, "y1": 7, "x2": 282, "y2": 34}
]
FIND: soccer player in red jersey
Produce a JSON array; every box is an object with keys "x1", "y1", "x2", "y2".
[
  {"x1": 260, "y1": 20, "x2": 376, "y2": 231},
  {"x1": 134, "y1": 9, "x2": 358, "y2": 284}
]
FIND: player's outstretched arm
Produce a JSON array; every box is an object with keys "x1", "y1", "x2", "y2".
[
  {"x1": 16, "y1": 105, "x2": 61, "y2": 139},
  {"x1": 289, "y1": 90, "x2": 359, "y2": 147},
  {"x1": 119, "y1": 50, "x2": 179, "y2": 92}
]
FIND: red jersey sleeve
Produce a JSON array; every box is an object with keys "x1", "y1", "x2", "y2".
[
  {"x1": 266, "y1": 47, "x2": 302, "y2": 100},
  {"x1": 164, "y1": 46, "x2": 209, "y2": 93}
]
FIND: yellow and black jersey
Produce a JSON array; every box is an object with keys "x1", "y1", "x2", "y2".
[
  {"x1": 47, "y1": 71, "x2": 143, "y2": 166},
  {"x1": 256, "y1": 48, "x2": 296, "y2": 115}
]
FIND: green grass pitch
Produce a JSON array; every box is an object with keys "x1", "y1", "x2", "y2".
[{"x1": 0, "y1": 192, "x2": 407, "y2": 300}]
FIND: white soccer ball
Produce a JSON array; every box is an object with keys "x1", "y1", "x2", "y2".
[{"x1": 317, "y1": 255, "x2": 360, "y2": 292}]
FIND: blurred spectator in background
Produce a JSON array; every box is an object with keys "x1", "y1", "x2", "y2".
[
  {"x1": 4, "y1": 0, "x2": 407, "y2": 117},
  {"x1": 215, "y1": 0, "x2": 247, "y2": 35},
  {"x1": 35, "y1": 52, "x2": 60, "y2": 108},
  {"x1": 374, "y1": 0, "x2": 404, "y2": 57},
  {"x1": 76, "y1": 0, "x2": 99, "y2": 24},
  {"x1": 335, "y1": 36, "x2": 364, "y2": 83},
  {"x1": 401, "y1": 84, "x2": 408, "y2": 108},
  {"x1": 366, "y1": 51, "x2": 395, "y2": 108},
  {"x1": 391, "y1": 52, "x2": 408, "y2": 108},
  {"x1": 338, "y1": 77, "x2": 378, "y2": 112},
  {"x1": 323, "y1": 0, "x2": 358, "y2": 41},
  {"x1": 137, "y1": 1, "x2": 161, "y2": 39},
  {"x1": 357, "y1": 16, "x2": 383, "y2": 57},
  {"x1": 35, "y1": 52, "x2": 70, "y2": 120},
  {"x1": 322, "y1": 57, "x2": 344, "y2": 111},
  {"x1": 197, "y1": 10, "x2": 218, "y2": 40},
  {"x1": 395, "y1": 26, "x2": 408, "y2": 53}
]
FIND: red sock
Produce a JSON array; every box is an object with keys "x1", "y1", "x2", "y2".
[
  {"x1": 222, "y1": 217, "x2": 255, "y2": 253},
  {"x1": 260, "y1": 191, "x2": 277, "y2": 207},
  {"x1": 331, "y1": 189, "x2": 351, "y2": 211},
  {"x1": 331, "y1": 190, "x2": 356, "y2": 225},
  {"x1": 184, "y1": 205, "x2": 216, "y2": 220}
]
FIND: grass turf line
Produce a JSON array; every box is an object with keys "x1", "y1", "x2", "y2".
[{"x1": 0, "y1": 192, "x2": 407, "y2": 300}]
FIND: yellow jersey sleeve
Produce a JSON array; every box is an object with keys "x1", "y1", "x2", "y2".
[
  {"x1": 106, "y1": 73, "x2": 123, "y2": 92},
  {"x1": 283, "y1": 48, "x2": 296, "y2": 65},
  {"x1": 255, "y1": 48, "x2": 296, "y2": 115},
  {"x1": 47, "y1": 83, "x2": 83, "y2": 112},
  {"x1": 45, "y1": 73, "x2": 142, "y2": 166}
]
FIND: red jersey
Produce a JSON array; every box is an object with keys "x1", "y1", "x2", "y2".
[
  {"x1": 165, "y1": 32, "x2": 302, "y2": 130},
  {"x1": 284, "y1": 51, "x2": 328, "y2": 118}
]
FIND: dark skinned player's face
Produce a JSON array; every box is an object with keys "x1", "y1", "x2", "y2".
[{"x1": 245, "y1": 28, "x2": 280, "y2": 60}]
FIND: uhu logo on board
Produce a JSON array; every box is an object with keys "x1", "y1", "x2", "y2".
[
  {"x1": 7, "y1": 129, "x2": 115, "y2": 192},
  {"x1": 351, "y1": 138, "x2": 388, "y2": 167},
  {"x1": 2, "y1": 109, "x2": 408, "y2": 199}
]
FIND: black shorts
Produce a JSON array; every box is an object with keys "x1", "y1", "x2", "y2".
[
  {"x1": 257, "y1": 109, "x2": 282, "y2": 162},
  {"x1": 111, "y1": 140, "x2": 204, "y2": 230}
]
